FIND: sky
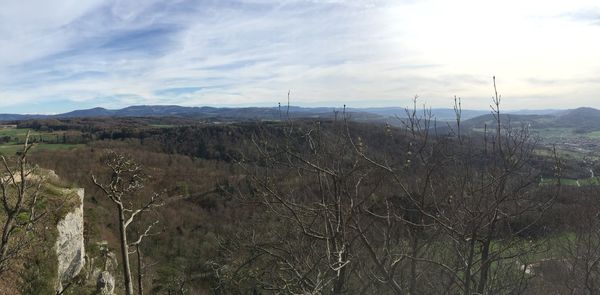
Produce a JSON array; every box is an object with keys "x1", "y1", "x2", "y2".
[{"x1": 0, "y1": 0, "x2": 599, "y2": 114}]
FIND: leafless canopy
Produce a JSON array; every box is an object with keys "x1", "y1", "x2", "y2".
[{"x1": 221, "y1": 80, "x2": 561, "y2": 294}]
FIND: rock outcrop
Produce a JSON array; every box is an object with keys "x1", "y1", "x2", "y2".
[
  {"x1": 84, "y1": 241, "x2": 118, "y2": 295},
  {"x1": 55, "y1": 188, "x2": 85, "y2": 293},
  {"x1": 96, "y1": 271, "x2": 116, "y2": 295}
]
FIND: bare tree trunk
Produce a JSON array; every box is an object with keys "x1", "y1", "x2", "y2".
[
  {"x1": 409, "y1": 233, "x2": 419, "y2": 295},
  {"x1": 0, "y1": 215, "x2": 14, "y2": 261},
  {"x1": 332, "y1": 249, "x2": 348, "y2": 294},
  {"x1": 477, "y1": 239, "x2": 491, "y2": 294},
  {"x1": 118, "y1": 205, "x2": 134, "y2": 295},
  {"x1": 477, "y1": 219, "x2": 497, "y2": 294},
  {"x1": 137, "y1": 244, "x2": 144, "y2": 295},
  {"x1": 464, "y1": 233, "x2": 477, "y2": 295}
]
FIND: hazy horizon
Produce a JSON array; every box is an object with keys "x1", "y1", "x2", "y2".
[
  {"x1": 1, "y1": 0, "x2": 599, "y2": 113},
  {"x1": 0, "y1": 103, "x2": 586, "y2": 116}
]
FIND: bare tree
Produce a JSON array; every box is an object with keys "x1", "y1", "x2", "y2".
[
  {"x1": 91, "y1": 151, "x2": 163, "y2": 295},
  {"x1": 551, "y1": 186, "x2": 600, "y2": 294},
  {"x1": 130, "y1": 220, "x2": 159, "y2": 295},
  {"x1": 385, "y1": 78, "x2": 560, "y2": 294},
  {"x1": 225, "y1": 79, "x2": 560, "y2": 294},
  {"x1": 232, "y1": 117, "x2": 391, "y2": 293},
  {"x1": 0, "y1": 132, "x2": 46, "y2": 274},
  {"x1": 230, "y1": 105, "x2": 445, "y2": 294}
]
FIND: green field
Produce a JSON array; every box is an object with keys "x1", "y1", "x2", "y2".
[
  {"x1": 529, "y1": 127, "x2": 600, "y2": 140},
  {"x1": 0, "y1": 128, "x2": 63, "y2": 142},
  {"x1": 149, "y1": 124, "x2": 176, "y2": 128},
  {"x1": 473, "y1": 126, "x2": 600, "y2": 140},
  {"x1": 533, "y1": 148, "x2": 600, "y2": 161},
  {"x1": 540, "y1": 177, "x2": 600, "y2": 186},
  {"x1": 584, "y1": 130, "x2": 600, "y2": 138},
  {"x1": 0, "y1": 143, "x2": 85, "y2": 155},
  {"x1": 531, "y1": 128, "x2": 577, "y2": 139},
  {"x1": 0, "y1": 127, "x2": 84, "y2": 155}
]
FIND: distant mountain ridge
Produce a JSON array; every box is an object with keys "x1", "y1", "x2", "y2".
[
  {"x1": 553, "y1": 107, "x2": 600, "y2": 128},
  {"x1": 459, "y1": 107, "x2": 600, "y2": 133},
  {"x1": 0, "y1": 105, "x2": 566, "y2": 122}
]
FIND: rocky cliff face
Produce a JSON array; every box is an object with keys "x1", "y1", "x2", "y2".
[{"x1": 55, "y1": 188, "x2": 85, "y2": 293}]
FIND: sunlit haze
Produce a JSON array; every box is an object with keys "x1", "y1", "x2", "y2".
[{"x1": 1, "y1": 0, "x2": 599, "y2": 113}]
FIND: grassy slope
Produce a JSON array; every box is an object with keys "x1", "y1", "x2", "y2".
[{"x1": 0, "y1": 128, "x2": 83, "y2": 155}]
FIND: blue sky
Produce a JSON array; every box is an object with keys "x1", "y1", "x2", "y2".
[{"x1": 1, "y1": 0, "x2": 599, "y2": 114}]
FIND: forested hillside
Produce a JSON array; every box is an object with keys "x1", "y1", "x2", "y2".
[{"x1": 0, "y1": 103, "x2": 594, "y2": 294}]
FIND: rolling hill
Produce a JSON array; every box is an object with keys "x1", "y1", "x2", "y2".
[
  {"x1": 0, "y1": 105, "x2": 564, "y2": 123},
  {"x1": 459, "y1": 107, "x2": 600, "y2": 133}
]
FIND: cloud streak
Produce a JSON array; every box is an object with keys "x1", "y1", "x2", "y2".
[{"x1": 0, "y1": 0, "x2": 599, "y2": 113}]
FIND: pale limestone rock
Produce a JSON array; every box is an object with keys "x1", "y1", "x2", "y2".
[
  {"x1": 55, "y1": 188, "x2": 85, "y2": 293},
  {"x1": 97, "y1": 271, "x2": 115, "y2": 295},
  {"x1": 85, "y1": 241, "x2": 118, "y2": 294}
]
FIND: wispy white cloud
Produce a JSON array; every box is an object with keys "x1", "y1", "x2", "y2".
[{"x1": 0, "y1": 0, "x2": 599, "y2": 113}]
